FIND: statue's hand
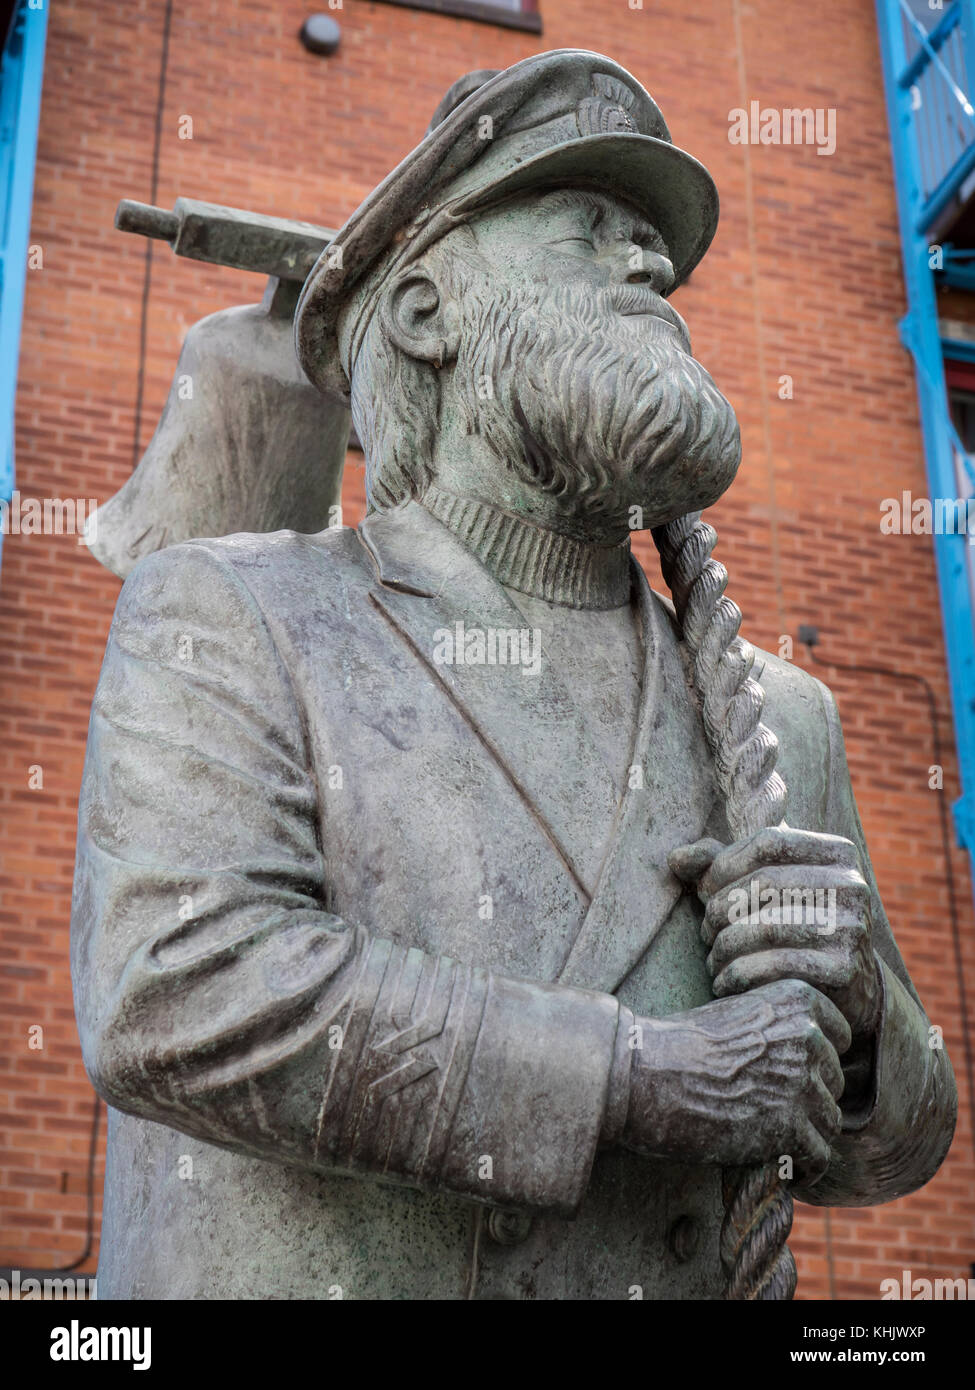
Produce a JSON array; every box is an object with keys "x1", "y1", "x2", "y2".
[
  {"x1": 622, "y1": 981, "x2": 850, "y2": 1180},
  {"x1": 670, "y1": 827, "x2": 883, "y2": 1039}
]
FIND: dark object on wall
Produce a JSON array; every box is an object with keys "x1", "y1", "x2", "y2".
[{"x1": 299, "y1": 14, "x2": 341, "y2": 56}]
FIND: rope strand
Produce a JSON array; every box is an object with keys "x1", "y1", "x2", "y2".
[{"x1": 653, "y1": 511, "x2": 796, "y2": 1302}]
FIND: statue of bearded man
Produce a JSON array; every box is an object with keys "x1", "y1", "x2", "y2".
[{"x1": 72, "y1": 51, "x2": 956, "y2": 1301}]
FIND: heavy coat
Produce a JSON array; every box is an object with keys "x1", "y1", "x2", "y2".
[{"x1": 72, "y1": 501, "x2": 956, "y2": 1299}]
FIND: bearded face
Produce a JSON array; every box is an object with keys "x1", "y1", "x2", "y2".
[
  {"x1": 451, "y1": 273, "x2": 741, "y2": 536},
  {"x1": 350, "y1": 188, "x2": 741, "y2": 530}
]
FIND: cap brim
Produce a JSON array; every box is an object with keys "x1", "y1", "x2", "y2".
[{"x1": 454, "y1": 132, "x2": 718, "y2": 291}]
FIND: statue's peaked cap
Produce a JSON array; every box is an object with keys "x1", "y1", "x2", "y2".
[{"x1": 295, "y1": 49, "x2": 719, "y2": 401}]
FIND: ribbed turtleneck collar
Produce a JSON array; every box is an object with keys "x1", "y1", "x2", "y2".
[{"x1": 421, "y1": 485, "x2": 632, "y2": 610}]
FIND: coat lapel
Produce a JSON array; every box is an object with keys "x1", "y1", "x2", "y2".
[
  {"x1": 359, "y1": 500, "x2": 719, "y2": 995},
  {"x1": 557, "y1": 565, "x2": 718, "y2": 993},
  {"x1": 359, "y1": 500, "x2": 596, "y2": 903}
]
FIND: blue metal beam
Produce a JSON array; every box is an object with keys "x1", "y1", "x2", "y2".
[
  {"x1": 877, "y1": 0, "x2": 975, "y2": 863},
  {"x1": 938, "y1": 264, "x2": 975, "y2": 288},
  {"x1": 918, "y1": 139, "x2": 975, "y2": 231},
  {"x1": 934, "y1": 242, "x2": 975, "y2": 289},
  {"x1": 898, "y1": 1, "x2": 961, "y2": 90},
  {"x1": 0, "y1": 0, "x2": 50, "y2": 567},
  {"x1": 942, "y1": 335, "x2": 975, "y2": 363}
]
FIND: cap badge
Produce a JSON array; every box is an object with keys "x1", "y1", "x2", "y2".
[{"x1": 576, "y1": 73, "x2": 636, "y2": 137}]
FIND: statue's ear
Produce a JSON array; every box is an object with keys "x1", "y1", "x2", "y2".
[{"x1": 380, "y1": 272, "x2": 460, "y2": 368}]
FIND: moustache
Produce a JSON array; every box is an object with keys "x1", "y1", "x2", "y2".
[{"x1": 606, "y1": 285, "x2": 692, "y2": 352}]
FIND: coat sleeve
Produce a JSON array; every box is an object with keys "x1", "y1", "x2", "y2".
[
  {"x1": 71, "y1": 539, "x2": 624, "y2": 1217},
  {"x1": 793, "y1": 677, "x2": 957, "y2": 1207}
]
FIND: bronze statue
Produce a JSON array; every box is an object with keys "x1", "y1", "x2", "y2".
[{"x1": 72, "y1": 49, "x2": 956, "y2": 1300}]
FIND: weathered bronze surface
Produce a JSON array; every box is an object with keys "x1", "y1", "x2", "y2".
[{"x1": 72, "y1": 50, "x2": 956, "y2": 1300}]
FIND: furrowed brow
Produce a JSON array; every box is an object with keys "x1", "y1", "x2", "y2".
[
  {"x1": 538, "y1": 190, "x2": 667, "y2": 254},
  {"x1": 584, "y1": 193, "x2": 609, "y2": 233},
  {"x1": 629, "y1": 216, "x2": 668, "y2": 255},
  {"x1": 542, "y1": 189, "x2": 609, "y2": 230}
]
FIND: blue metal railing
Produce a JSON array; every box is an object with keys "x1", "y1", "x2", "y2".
[
  {"x1": 878, "y1": 0, "x2": 975, "y2": 856},
  {"x1": 898, "y1": 0, "x2": 975, "y2": 228},
  {"x1": 0, "y1": 0, "x2": 49, "y2": 568}
]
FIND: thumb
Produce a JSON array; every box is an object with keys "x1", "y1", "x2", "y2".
[{"x1": 668, "y1": 838, "x2": 725, "y2": 894}]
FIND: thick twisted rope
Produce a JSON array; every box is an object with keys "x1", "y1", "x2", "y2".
[{"x1": 652, "y1": 511, "x2": 797, "y2": 1302}]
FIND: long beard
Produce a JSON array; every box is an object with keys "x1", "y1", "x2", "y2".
[{"x1": 453, "y1": 282, "x2": 741, "y2": 533}]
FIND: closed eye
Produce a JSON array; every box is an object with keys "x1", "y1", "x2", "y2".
[{"x1": 550, "y1": 236, "x2": 596, "y2": 253}]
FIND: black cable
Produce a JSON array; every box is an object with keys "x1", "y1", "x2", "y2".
[
  {"x1": 56, "y1": 1092, "x2": 101, "y2": 1273},
  {"x1": 805, "y1": 643, "x2": 975, "y2": 1164},
  {"x1": 0, "y1": 1093, "x2": 100, "y2": 1286}
]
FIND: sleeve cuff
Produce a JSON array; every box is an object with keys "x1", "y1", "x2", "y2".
[{"x1": 439, "y1": 974, "x2": 623, "y2": 1215}]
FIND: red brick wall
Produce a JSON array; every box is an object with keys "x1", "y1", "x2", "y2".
[{"x1": 1, "y1": 0, "x2": 972, "y2": 1299}]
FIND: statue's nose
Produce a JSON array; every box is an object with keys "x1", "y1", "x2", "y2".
[{"x1": 621, "y1": 249, "x2": 676, "y2": 295}]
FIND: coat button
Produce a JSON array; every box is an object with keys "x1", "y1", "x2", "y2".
[
  {"x1": 667, "y1": 1215, "x2": 699, "y2": 1264},
  {"x1": 486, "y1": 1207, "x2": 533, "y2": 1246}
]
